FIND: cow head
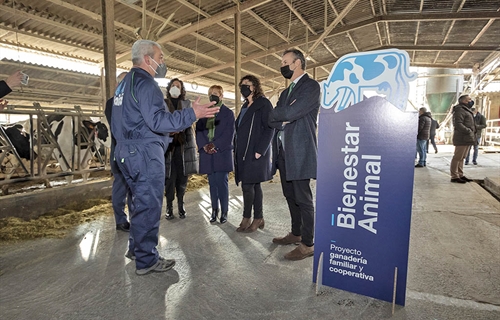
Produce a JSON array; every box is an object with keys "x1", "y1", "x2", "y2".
[{"x1": 82, "y1": 120, "x2": 111, "y2": 148}]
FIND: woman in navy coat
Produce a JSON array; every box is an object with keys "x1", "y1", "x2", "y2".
[
  {"x1": 234, "y1": 75, "x2": 275, "y2": 233},
  {"x1": 196, "y1": 85, "x2": 235, "y2": 224}
]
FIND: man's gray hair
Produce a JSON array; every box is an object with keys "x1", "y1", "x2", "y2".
[
  {"x1": 419, "y1": 107, "x2": 427, "y2": 113},
  {"x1": 131, "y1": 40, "x2": 161, "y2": 65}
]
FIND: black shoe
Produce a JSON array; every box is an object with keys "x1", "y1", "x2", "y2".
[
  {"x1": 116, "y1": 222, "x2": 130, "y2": 232},
  {"x1": 165, "y1": 204, "x2": 174, "y2": 220},
  {"x1": 450, "y1": 178, "x2": 466, "y2": 184},
  {"x1": 473, "y1": 162, "x2": 477, "y2": 165},
  {"x1": 209, "y1": 209, "x2": 219, "y2": 223},
  {"x1": 465, "y1": 162, "x2": 469, "y2": 165},
  {"x1": 415, "y1": 164, "x2": 424, "y2": 168},
  {"x1": 220, "y1": 211, "x2": 228, "y2": 224},
  {"x1": 460, "y1": 176, "x2": 473, "y2": 182},
  {"x1": 125, "y1": 250, "x2": 135, "y2": 260},
  {"x1": 435, "y1": 150, "x2": 438, "y2": 154},
  {"x1": 178, "y1": 202, "x2": 186, "y2": 219}
]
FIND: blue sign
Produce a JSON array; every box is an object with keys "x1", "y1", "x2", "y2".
[{"x1": 313, "y1": 49, "x2": 417, "y2": 306}]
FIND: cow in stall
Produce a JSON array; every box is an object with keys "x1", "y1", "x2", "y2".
[
  {"x1": 0, "y1": 115, "x2": 110, "y2": 194},
  {"x1": 43, "y1": 115, "x2": 111, "y2": 184}
]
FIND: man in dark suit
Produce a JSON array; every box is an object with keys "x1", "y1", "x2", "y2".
[{"x1": 269, "y1": 48, "x2": 320, "y2": 261}]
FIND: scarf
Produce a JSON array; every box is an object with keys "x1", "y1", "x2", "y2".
[{"x1": 206, "y1": 101, "x2": 222, "y2": 142}]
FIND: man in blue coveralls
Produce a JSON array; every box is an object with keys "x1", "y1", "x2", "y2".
[{"x1": 112, "y1": 39, "x2": 219, "y2": 275}]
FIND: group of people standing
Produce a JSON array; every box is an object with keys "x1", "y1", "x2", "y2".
[
  {"x1": 415, "y1": 94, "x2": 488, "y2": 183},
  {"x1": 109, "y1": 40, "x2": 319, "y2": 276}
]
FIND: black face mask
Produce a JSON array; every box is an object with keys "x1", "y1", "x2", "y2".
[
  {"x1": 240, "y1": 85, "x2": 252, "y2": 98},
  {"x1": 280, "y1": 64, "x2": 294, "y2": 79},
  {"x1": 209, "y1": 94, "x2": 220, "y2": 104},
  {"x1": 467, "y1": 100, "x2": 474, "y2": 108}
]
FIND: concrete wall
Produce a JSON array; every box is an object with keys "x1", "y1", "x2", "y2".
[{"x1": 0, "y1": 180, "x2": 112, "y2": 220}]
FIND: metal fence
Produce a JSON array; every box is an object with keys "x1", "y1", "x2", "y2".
[{"x1": 0, "y1": 103, "x2": 109, "y2": 193}]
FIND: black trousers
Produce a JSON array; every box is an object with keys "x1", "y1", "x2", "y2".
[
  {"x1": 427, "y1": 135, "x2": 437, "y2": 152},
  {"x1": 242, "y1": 183, "x2": 263, "y2": 219},
  {"x1": 165, "y1": 147, "x2": 188, "y2": 205},
  {"x1": 277, "y1": 147, "x2": 315, "y2": 246}
]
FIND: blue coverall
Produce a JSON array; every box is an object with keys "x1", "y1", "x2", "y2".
[
  {"x1": 104, "y1": 97, "x2": 131, "y2": 226},
  {"x1": 111, "y1": 68, "x2": 196, "y2": 270}
]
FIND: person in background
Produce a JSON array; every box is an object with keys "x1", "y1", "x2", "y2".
[
  {"x1": 164, "y1": 78, "x2": 198, "y2": 220},
  {"x1": 104, "y1": 72, "x2": 130, "y2": 232},
  {"x1": 0, "y1": 71, "x2": 23, "y2": 110},
  {"x1": 450, "y1": 95, "x2": 475, "y2": 183},
  {"x1": 465, "y1": 106, "x2": 487, "y2": 165},
  {"x1": 196, "y1": 85, "x2": 235, "y2": 224},
  {"x1": 415, "y1": 107, "x2": 431, "y2": 168},
  {"x1": 269, "y1": 48, "x2": 320, "y2": 260},
  {"x1": 111, "y1": 39, "x2": 218, "y2": 275},
  {"x1": 427, "y1": 113, "x2": 439, "y2": 154},
  {"x1": 234, "y1": 75, "x2": 274, "y2": 232}
]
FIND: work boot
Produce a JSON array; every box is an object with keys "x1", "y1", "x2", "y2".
[
  {"x1": 209, "y1": 209, "x2": 219, "y2": 223},
  {"x1": 165, "y1": 202, "x2": 174, "y2": 220},
  {"x1": 220, "y1": 211, "x2": 228, "y2": 224},
  {"x1": 244, "y1": 218, "x2": 265, "y2": 233},
  {"x1": 272, "y1": 232, "x2": 301, "y2": 245},
  {"x1": 178, "y1": 200, "x2": 186, "y2": 219},
  {"x1": 236, "y1": 217, "x2": 251, "y2": 232}
]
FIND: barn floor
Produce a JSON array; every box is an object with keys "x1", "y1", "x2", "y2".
[{"x1": 0, "y1": 145, "x2": 499, "y2": 320}]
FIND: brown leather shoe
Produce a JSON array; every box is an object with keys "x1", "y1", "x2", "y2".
[
  {"x1": 272, "y1": 232, "x2": 301, "y2": 245},
  {"x1": 244, "y1": 218, "x2": 265, "y2": 233},
  {"x1": 236, "y1": 217, "x2": 251, "y2": 232},
  {"x1": 284, "y1": 243, "x2": 314, "y2": 261}
]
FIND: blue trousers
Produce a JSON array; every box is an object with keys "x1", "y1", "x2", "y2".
[
  {"x1": 416, "y1": 139, "x2": 427, "y2": 166},
  {"x1": 207, "y1": 171, "x2": 229, "y2": 213},
  {"x1": 111, "y1": 159, "x2": 131, "y2": 225},
  {"x1": 115, "y1": 142, "x2": 165, "y2": 270},
  {"x1": 465, "y1": 137, "x2": 481, "y2": 163}
]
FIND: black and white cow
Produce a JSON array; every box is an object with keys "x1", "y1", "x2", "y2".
[{"x1": 44, "y1": 115, "x2": 110, "y2": 183}]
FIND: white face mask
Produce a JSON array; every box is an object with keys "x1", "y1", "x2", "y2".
[{"x1": 169, "y1": 86, "x2": 181, "y2": 98}]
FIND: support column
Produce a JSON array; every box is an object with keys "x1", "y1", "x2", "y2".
[
  {"x1": 101, "y1": 0, "x2": 117, "y2": 108},
  {"x1": 313, "y1": 67, "x2": 317, "y2": 80},
  {"x1": 234, "y1": 8, "x2": 242, "y2": 116}
]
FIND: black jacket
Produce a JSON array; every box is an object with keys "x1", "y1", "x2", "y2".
[
  {"x1": 269, "y1": 73, "x2": 320, "y2": 180},
  {"x1": 417, "y1": 112, "x2": 432, "y2": 140},
  {"x1": 0, "y1": 80, "x2": 12, "y2": 99},
  {"x1": 234, "y1": 96, "x2": 274, "y2": 185},
  {"x1": 452, "y1": 103, "x2": 476, "y2": 146}
]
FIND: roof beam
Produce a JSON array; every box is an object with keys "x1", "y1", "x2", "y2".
[
  {"x1": 0, "y1": 4, "x2": 116, "y2": 46},
  {"x1": 156, "y1": 0, "x2": 272, "y2": 44},
  {"x1": 307, "y1": 0, "x2": 360, "y2": 55},
  {"x1": 470, "y1": 19, "x2": 495, "y2": 46},
  {"x1": 383, "y1": 11, "x2": 500, "y2": 21},
  {"x1": 178, "y1": 11, "x2": 500, "y2": 81},
  {"x1": 282, "y1": 0, "x2": 317, "y2": 35},
  {"x1": 247, "y1": 10, "x2": 289, "y2": 43},
  {"x1": 44, "y1": 0, "x2": 134, "y2": 34}
]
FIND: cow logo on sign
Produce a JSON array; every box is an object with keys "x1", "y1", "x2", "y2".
[{"x1": 321, "y1": 49, "x2": 417, "y2": 112}]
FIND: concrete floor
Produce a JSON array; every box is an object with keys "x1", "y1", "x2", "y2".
[{"x1": 0, "y1": 145, "x2": 499, "y2": 320}]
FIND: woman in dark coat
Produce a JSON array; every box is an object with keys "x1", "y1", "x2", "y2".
[
  {"x1": 196, "y1": 85, "x2": 235, "y2": 224},
  {"x1": 164, "y1": 78, "x2": 198, "y2": 220},
  {"x1": 234, "y1": 75, "x2": 275, "y2": 233}
]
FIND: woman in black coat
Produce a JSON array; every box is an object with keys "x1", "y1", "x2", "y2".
[
  {"x1": 196, "y1": 85, "x2": 235, "y2": 224},
  {"x1": 164, "y1": 78, "x2": 198, "y2": 220},
  {"x1": 234, "y1": 75, "x2": 275, "y2": 233}
]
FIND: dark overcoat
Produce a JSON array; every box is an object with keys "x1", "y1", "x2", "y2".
[
  {"x1": 269, "y1": 73, "x2": 320, "y2": 181},
  {"x1": 196, "y1": 104, "x2": 235, "y2": 174},
  {"x1": 234, "y1": 96, "x2": 274, "y2": 185},
  {"x1": 165, "y1": 99, "x2": 198, "y2": 177}
]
